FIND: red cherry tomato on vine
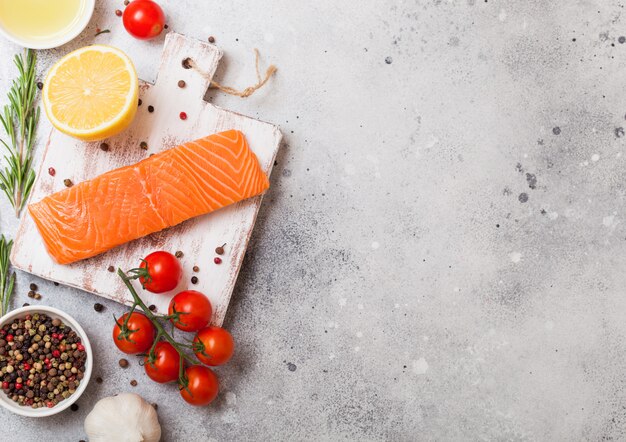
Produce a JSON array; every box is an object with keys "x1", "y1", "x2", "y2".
[
  {"x1": 180, "y1": 365, "x2": 219, "y2": 406},
  {"x1": 122, "y1": 0, "x2": 166, "y2": 40},
  {"x1": 193, "y1": 326, "x2": 234, "y2": 366},
  {"x1": 112, "y1": 312, "x2": 156, "y2": 354},
  {"x1": 168, "y1": 290, "x2": 212, "y2": 332},
  {"x1": 139, "y1": 251, "x2": 182, "y2": 294},
  {"x1": 144, "y1": 341, "x2": 181, "y2": 383}
]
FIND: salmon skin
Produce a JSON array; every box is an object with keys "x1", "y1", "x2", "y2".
[{"x1": 28, "y1": 130, "x2": 269, "y2": 265}]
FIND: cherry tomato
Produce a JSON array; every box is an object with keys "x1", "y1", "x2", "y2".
[
  {"x1": 112, "y1": 312, "x2": 156, "y2": 354},
  {"x1": 193, "y1": 326, "x2": 235, "y2": 366},
  {"x1": 139, "y1": 251, "x2": 182, "y2": 294},
  {"x1": 122, "y1": 0, "x2": 165, "y2": 40},
  {"x1": 180, "y1": 365, "x2": 219, "y2": 406},
  {"x1": 144, "y1": 341, "x2": 181, "y2": 383},
  {"x1": 168, "y1": 290, "x2": 212, "y2": 332}
]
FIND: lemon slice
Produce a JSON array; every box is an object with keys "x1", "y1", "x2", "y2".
[{"x1": 43, "y1": 45, "x2": 138, "y2": 141}]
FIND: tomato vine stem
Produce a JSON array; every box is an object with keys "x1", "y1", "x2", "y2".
[{"x1": 117, "y1": 268, "x2": 202, "y2": 384}]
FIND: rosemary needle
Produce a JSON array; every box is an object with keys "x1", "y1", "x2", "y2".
[
  {"x1": 0, "y1": 236, "x2": 15, "y2": 316},
  {"x1": 0, "y1": 49, "x2": 40, "y2": 217}
]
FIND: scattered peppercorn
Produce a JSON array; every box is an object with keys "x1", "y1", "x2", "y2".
[
  {"x1": 179, "y1": 112, "x2": 187, "y2": 120},
  {"x1": 29, "y1": 283, "x2": 38, "y2": 291},
  {"x1": 175, "y1": 251, "x2": 183, "y2": 258},
  {"x1": 124, "y1": 0, "x2": 130, "y2": 4},
  {"x1": 130, "y1": 379, "x2": 137, "y2": 387},
  {"x1": 22, "y1": 303, "x2": 30, "y2": 307},
  {"x1": 96, "y1": 377, "x2": 103, "y2": 384},
  {"x1": 100, "y1": 142, "x2": 109, "y2": 152},
  {"x1": 177, "y1": 80, "x2": 186, "y2": 88},
  {"x1": 37, "y1": 82, "x2": 43, "y2": 90},
  {"x1": 48, "y1": 167, "x2": 56, "y2": 177},
  {"x1": 148, "y1": 105, "x2": 154, "y2": 113},
  {"x1": 149, "y1": 305, "x2": 157, "y2": 312},
  {"x1": 191, "y1": 276, "x2": 199, "y2": 284},
  {"x1": 115, "y1": 9, "x2": 122, "y2": 16},
  {"x1": 214, "y1": 257, "x2": 222, "y2": 265},
  {"x1": 63, "y1": 179, "x2": 73, "y2": 188},
  {"x1": 152, "y1": 403, "x2": 158, "y2": 410},
  {"x1": 70, "y1": 403, "x2": 79, "y2": 411},
  {"x1": 208, "y1": 36, "x2": 215, "y2": 43},
  {"x1": 192, "y1": 266, "x2": 199, "y2": 272},
  {"x1": 119, "y1": 358, "x2": 129, "y2": 368},
  {"x1": 140, "y1": 141, "x2": 148, "y2": 150},
  {"x1": 54, "y1": 282, "x2": 59, "y2": 286},
  {"x1": 34, "y1": 293, "x2": 42, "y2": 300},
  {"x1": 215, "y1": 243, "x2": 226, "y2": 255},
  {"x1": 164, "y1": 24, "x2": 168, "y2": 29},
  {"x1": 93, "y1": 303, "x2": 104, "y2": 313},
  {"x1": 107, "y1": 265, "x2": 115, "y2": 273},
  {"x1": 138, "y1": 99, "x2": 142, "y2": 106},
  {"x1": 27, "y1": 291, "x2": 35, "y2": 298}
]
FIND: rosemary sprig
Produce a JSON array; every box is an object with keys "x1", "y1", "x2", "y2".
[
  {"x1": 0, "y1": 49, "x2": 40, "y2": 217},
  {"x1": 0, "y1": 236, "x2": 15, "y2": 317}
]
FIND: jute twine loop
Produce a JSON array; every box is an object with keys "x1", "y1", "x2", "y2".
[{"x1": 188, "y1": 49, "x2": 277, "y2": 98}]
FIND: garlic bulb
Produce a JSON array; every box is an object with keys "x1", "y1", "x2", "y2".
[{"x1": 84, "y1": 393, "x2": 161, "y2": 442}]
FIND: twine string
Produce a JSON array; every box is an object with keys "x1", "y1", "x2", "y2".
[{"x1": 188, "y1": 49, "x2": 277, "y2": 98}]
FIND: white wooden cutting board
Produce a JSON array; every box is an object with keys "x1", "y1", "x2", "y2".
[{"x1": 11, "y1": 33, "x2": 281, "y2": 326}]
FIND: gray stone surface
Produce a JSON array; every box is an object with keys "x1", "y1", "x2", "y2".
[{"x1": 1, "y1": 0, "x2": 626, "y2": 440}]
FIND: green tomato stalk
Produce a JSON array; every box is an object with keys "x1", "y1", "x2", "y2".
[{"x1": 116, "y1": 269, "x2": 202, "y2": 389}]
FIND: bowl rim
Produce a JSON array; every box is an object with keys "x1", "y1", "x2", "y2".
[
  {"x1": 0, "y1": 305, "x2": 93, "y2": 417},
  {"x1": 0, "y1": 0, "x2": 95, "y2": 50}
]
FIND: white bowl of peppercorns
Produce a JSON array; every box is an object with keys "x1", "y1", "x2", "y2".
[{"x1": 0, "y1": 305, "x2": 92, "y2": 417}]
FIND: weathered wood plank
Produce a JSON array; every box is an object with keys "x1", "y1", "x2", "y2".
[{"x1": 11, "y1": 33, "x2": 282, "y2": 326}]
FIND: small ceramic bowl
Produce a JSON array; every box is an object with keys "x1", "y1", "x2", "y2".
[
  {"x1": 0, "y1": 306, "x2": 92, "y2": 417},
  {"x1": 0, "y1": 0, "x2": 95, "y2": 49}
]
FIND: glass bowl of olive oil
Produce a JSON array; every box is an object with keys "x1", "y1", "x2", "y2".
[{"x1": 0, "y1": 0, "x2": 95, "y2": 49}]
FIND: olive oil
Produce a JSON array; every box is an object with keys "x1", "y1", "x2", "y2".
[{"x1": 0, "y1": 0, "x2": 85, "y2": 42}]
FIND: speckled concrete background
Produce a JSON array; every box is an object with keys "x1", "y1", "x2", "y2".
[{"x1": 1, "y1": 0, "x2": 626, "y2": 440}]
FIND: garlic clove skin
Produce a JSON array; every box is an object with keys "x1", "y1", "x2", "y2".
[{"x1": 84, "y1": 393, "x2": 161, "y2": 442}]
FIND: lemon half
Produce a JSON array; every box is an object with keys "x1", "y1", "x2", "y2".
[{"x1": 43, "y1": 45, "x2": 138, "y2": 141}]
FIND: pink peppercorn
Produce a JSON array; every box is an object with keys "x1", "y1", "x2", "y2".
[
  {"x1": 214, "y1": 257, "x2": 222, "y2": 264},
  {"x1": 48, "y1": 167, "x2": 55, "y2": 176},
  {"x1": 179, "y1": 112, "x2": 187, "y2": 120},
  {"x1": 6, "y1": 335, "x2": 13, "y2": 342},
  {"x1": 77, "y1": 343, "x2": 85, "y2": 352},
  {"x1": 52, "y1": 350, "x2": 60, "y2": 358}
]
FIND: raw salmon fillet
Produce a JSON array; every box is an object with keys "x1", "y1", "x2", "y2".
[{"x1": 28, "y1": 130, "x2": 269, "y2": 265}]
